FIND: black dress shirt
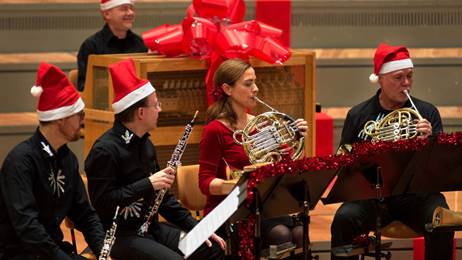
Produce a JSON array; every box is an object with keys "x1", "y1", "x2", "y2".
[
  {"x1": 77, "y1": 24, "x2": 147, "y2": 91},
  {"x1": 340, "y1": 89, "x2": 442, "y2": 145},
  {"x1": 85, "y1": 120, "x2": 197, "y2": 237},
  {"x1": 0, "y1": 129, "x2": 105, "y2": 259}
]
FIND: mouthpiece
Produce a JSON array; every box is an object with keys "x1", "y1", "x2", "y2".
[{"x1": 404, "y1": 90, "x2": 420, "y2": 115}]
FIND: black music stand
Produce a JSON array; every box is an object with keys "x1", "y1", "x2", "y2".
[
  {"x1": 393, "y1": 140, "x2": 462, "y2": 195},
  {"x1": 324, "y1": 137, "x2": 462, "y2": 259},
  {"x1": 323, "y1": 146, "x2": 420, "y2": 260},
  {"x1": 231, "y1": 168, "x2": 338, "y2": 260}
]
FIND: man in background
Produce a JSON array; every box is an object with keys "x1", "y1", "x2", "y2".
[{"x1": 77, "y1": 0, "x2": 147, "y2": 91}]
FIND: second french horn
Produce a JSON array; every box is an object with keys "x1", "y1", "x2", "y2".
[
  {"x1": 363, "y1": 90, "x2": 423, "y2": 142},
  {"x1": 233, "y1": 96, "x2": 304, "y2": 164}
]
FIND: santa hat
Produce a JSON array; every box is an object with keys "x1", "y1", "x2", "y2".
[
  {"x1": 369, "y1": 43, "x2": 413, "y2": 83},
  {"x1": 30, "y1": 62, "x2": 84, "y2": 122},
  {"x1": 110, "y1": 58, "x2": 155, "y2": 114},
  {"x1": 100, "y1": 0, "x2": 134, "y2": 11}
]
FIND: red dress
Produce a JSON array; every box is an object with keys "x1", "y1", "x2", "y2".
[{"x1": 199, "y1": 120, "x2": 250, "y2": 215}]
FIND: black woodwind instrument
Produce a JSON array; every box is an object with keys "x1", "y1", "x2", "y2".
[{"x1": 138, "y1": 111, "x2": 199, "y2": 237}]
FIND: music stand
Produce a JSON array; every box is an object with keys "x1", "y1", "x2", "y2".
[
  {"x1": 324, "y1": 137, "x2": 462, "y2": 259},
  {"x1": 393, "y1": 140, "x2": 462, "y2": 195},
  {"x1": 323, "y1": 147, "x2": 420, "y2": 260},
  {"x1": 231, "y1": 168, "x2": 337, "y2": 260}
]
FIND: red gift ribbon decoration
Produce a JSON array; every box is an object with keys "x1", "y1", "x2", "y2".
[{"x1": 142, "y1": 0, "x2": 292, "y2": 106}]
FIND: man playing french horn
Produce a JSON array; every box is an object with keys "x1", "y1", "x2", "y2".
[
  {"x1": 85, "y1": 59, "x2": 225, "y2": 260},
  {"x1": 330, "y1": 43, "x2": 454, "y2": 260}
]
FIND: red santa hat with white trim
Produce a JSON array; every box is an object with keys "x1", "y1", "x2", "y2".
[
  {"x1": 110, "y1": 58, "x2": 155, "y2": 114},
  {"x1": 100, "y1": 0, "x2": 134, "y2": 11},
  {"x1": 30, "y1": 62, "x2": 84, "y2": 122},
  {"x1": 369, "y1": 43, "x2": 414, "y2": 83}
]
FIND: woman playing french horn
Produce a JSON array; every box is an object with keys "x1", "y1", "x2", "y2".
[{"x1": 198, "y1": 59, "x2": 309, "y2": 256}]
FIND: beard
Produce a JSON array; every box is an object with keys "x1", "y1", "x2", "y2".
[
  {"x1": 68, "y1": 132, "x2": 81, "y2": 142},
  {"x1": 60, "y1": 123, "x2": 83, "y2": 142}
]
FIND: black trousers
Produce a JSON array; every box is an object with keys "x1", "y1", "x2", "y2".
[
  {"x1": 0, "y1": 241, "x2": 86, "y2": 260},
  {"x1": 111, "y1": 223, "x2": 224, "y2": 260},
  {"x1": 330, "y1": 193, "x2": 454, "y2": 260}
]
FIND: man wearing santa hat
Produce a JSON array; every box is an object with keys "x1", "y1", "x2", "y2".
[
  {"x1": 0, "y1": 63, "x2": 106, "y2": 259},
  {"x1": 85, "y1": 59, "x2": 225, "y2": 260},
  {"x1": 77, "y1": 0, "x2": 147, "y2": 91},
  {"x1": 330, "y1": 43, "x2": 454, "y2": 260}
]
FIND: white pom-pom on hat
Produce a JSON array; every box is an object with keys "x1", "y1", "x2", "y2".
[
  {"x1": 31, "y1": 85, "x2": 43, "y2": 97},
  {"x1": 369, "y1": 73, "x2": 379, "y2": 83}
]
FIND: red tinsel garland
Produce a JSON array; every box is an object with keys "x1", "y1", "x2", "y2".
[
  {"x1": 237, "y1": 132, "x2": 462, "y2": 259},
  {"x1": 438, "y1": 132, "x2": 462, "y2": 145}
]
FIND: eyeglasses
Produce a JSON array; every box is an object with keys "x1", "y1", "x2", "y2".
[
  {"x1": 144, "y1": 102, "x2": 162, "y2": 110},
  {"x1": 77, "y1": 110, "x2": 85, "y2": 119},
  {"x1": 65, "y1": 110, "x2": 84, "y2": 119}
]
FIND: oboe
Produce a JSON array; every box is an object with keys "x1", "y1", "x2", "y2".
[
  {"x1": 99, "y1": 206, "x2": 120, "y2": 260},
  {"x1": 138, "y1": 111, "x2": 199, "y2": 237}
]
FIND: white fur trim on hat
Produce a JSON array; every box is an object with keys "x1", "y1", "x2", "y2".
[
  {"x1": 379, "y1": 58, "x2": 413, "y2": 75},
  {"x1": 112, "y1": 81, "x2": 155, "y2": 114},
  {"x1": 369, "y1": 73, "x2": 379, "y2": 83},
  {"x1": 100, "y1": 0, "x2": 134, "y2": 11},
  {"x1": 31, "y1": 85, "x2": 43, "y2": 97},
  {"x1": 37, "y1": 98, "x2": 85, "y2": 122}
]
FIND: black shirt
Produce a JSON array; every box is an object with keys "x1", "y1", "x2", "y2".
[
  {"x1": 77, "y1": 24, "x2": 148, "y2": 91},
  {"x1": 340, "y1": 89, "x2": 442, "y2": 145},
  {"x1": 85, "y1": 120, "x2": 197, "y2": 236},
  {"x1": 0, "y1": 129, "x2": 105, "y2": 259}
]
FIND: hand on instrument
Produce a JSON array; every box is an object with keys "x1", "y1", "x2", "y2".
[
  {"x1": 205, "y1": 233, "x2": 227, "y2": 251},
  {"x1": 294, "y1": 118, "x2": 309, "y2": 136},
  {"x1": 416, "y1": 119, "x2": 432, "y2": 138},
  {"x1": 148, "y1": 167, "x2": 175, "y2": 190}
]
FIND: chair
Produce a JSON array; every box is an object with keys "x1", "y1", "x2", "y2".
[
  {"x1": 63, "y1": 174, "x2": 97, "y2": 260},
  {"x1": 381, "y1": 220, "x2": 421, "y2": 238},
  {"x1": 332, "y1": 220, "x2": 422, "y2": 259},
  {"x1": 356, "y1": 221, "x2": 422, "y2": 259},
  {"x1": 68, "y1": 69, "x2": 78, "y2": 90},
  {"x1": 176, "y1": 164, "x2": 206, "y2": 219}
]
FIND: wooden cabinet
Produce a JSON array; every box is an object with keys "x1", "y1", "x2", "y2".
[{"x1": 82, "y1": 51, "x2": 316, "y2": 166}]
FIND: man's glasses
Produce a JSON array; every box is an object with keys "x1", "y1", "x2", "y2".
[
  {"x1": 144, "y1": 102, "x2": 162, "y2": 110},
  {"x1": 77, "y1": 110, "x2": 85, "y2": 119},
  {"x1": 65, "y1": 110, "x2": 85, "y2": 120}
]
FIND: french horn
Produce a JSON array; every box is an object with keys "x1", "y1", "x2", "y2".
[
  {"x1": 233, "y1": 96, "x2": 305, "y2": 164},
  {"x1": 363, "y1": 90, "x2": 423, "y2": 142}
]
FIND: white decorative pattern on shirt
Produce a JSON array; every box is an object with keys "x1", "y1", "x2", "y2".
[
  {"x1": 40, "y1": 141, "x2": 53, "y2": 157},
  {"x1": 48, "y1": 169, "x2": 65, "y2": 197},
  {"x1": 120, "y1": 198, "x2": 144, "y2": 220},
  {"x1": 121, "y1": 130, "x2": 134, "y2": 144}
]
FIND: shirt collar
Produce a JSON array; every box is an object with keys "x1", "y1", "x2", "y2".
[
  {"x1": 113, "y1": 120, "x2": 150, "y2": 146},
  {"x1": 102, "y1": 23, "x2": 135, "y2": 45},
  {"x1": 32, "y1": 128, "x2": 69, "y2": 159}
]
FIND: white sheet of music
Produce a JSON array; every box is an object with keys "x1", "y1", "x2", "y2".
[{"x1": 178, "y1": 180, "x2": 247, "y2": 258}]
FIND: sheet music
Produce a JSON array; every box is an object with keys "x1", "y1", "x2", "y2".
[{"x1": 178, "y1": 180, "x2": 248, "y2": 258}]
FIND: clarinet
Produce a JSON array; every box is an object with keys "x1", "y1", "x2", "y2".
[
  {"x1": 138, "y1": 111, "x2": 199, "y2": 237},
  {"x1": 98, "y1": 206, "x2": 120, "y2": 260}
]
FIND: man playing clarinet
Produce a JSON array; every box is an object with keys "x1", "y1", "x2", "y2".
[{"x1": 85, "y1": 58, "x2": 225, "y2": 260}]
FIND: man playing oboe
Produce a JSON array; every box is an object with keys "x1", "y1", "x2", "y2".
[{"x1": 85, "y1": 59, "x2": 225, "y2": 260}]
